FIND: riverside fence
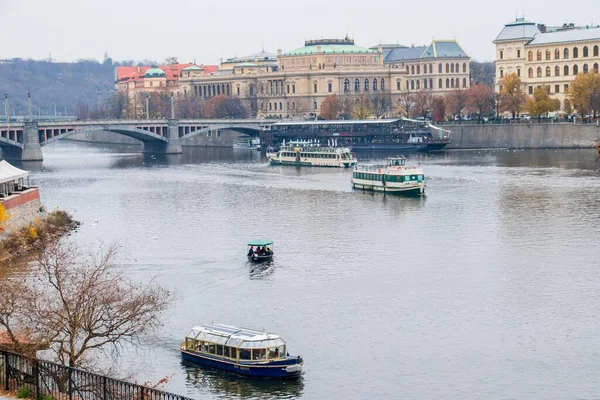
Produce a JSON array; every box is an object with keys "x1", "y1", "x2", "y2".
[{"x1": 0, "y1": 350, "x2": 194, "y2": 400}]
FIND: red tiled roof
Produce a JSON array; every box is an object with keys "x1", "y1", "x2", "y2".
[{"x1": 116, "y1": 64, "x2": 221, "y2": 83}]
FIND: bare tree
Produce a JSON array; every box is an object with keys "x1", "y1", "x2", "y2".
[
  {"x1": 446, "y1": 88, "x2": 471, "y2": 123},
  {"x1": 413, "y1": 91, "x2": 432, "y2": 119},
  {"x1": 369, "y1": 93, "x2": 392, "y2": 119},
  {"x1": 9, "y1": 242, "x2": 173, "y2": 369},
  {"x1": 397, "y1": 90, "x2": 415, "y2": 118}
]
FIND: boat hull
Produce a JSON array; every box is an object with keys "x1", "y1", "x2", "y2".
[
  {"x1": 352, "y1": 182, "x2": 425, "y2": 196},
  {"x1": 268, "y1": 159, "x2": 356, "y2": 168},
  {"x1": 181, "y1": 350, "x2": 303, "y2": 379},
  {"x1": 248, "y1": 254, "x2": 273, "y2": 263}
]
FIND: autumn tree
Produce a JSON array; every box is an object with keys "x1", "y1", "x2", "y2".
[
  {"x1": 499, "y1": 73, "x2": 526, "y2": 119},
  {"x1": 344, "y1": 94, "x2": 372, "y2": 120},
  {"x1": 0, "y1": 242, "x2": 173, "y2": 369},
  {"x1": 524, "y1": 86, "x2": 560, "y2": 121},
  {"x1": 431, "y1": 96, "x2": 446, "y2": 123},
  {"x1": 319, "y1": 95, "x2": 343, "y2": 120},
  {"x1": 369, "y1": 93, "x2": 392, "y2": 119},
  {"x1": 177, "y1": 96, "x2": 204, "y2": 119},
  {"x1": 397, "y1": 90, "x2": 415, "y2": 118},
  {"x1": 568, "y1": 73, "x2": 600, "y2": 117},
  {"x1": 445, "y1": 88, "x2": 471, "y2": 123},
  {"x1": 104, "y1": 91, "x2": 128, "y2": 119},
  {"x1": 590, "y1": 85, "x2": 600, "y2": 119},
  {"x1": 467, "y1": 83, "x2": 494, "y2": 122},
  {"x1": 204, "y1": 95, "x2": 249, "y2": 119},
  {"x1": 413, "y1": 91, "x2": 432, "y2": 119}
]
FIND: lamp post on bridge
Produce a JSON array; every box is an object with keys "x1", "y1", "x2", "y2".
[
  {"x1": 4, "y1": 94, "x2": 8, "y2": 123},
  {"x1": 28, "y1": 92, "x2": 33, "y2": 121},
  {"x1": 170, "y1": 92, "x2": 175, "y2": 119},
  {"x1": 145, "y1": 93, "x2": 149, "y2": 119}
]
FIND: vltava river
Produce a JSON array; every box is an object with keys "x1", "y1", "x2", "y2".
[{"x1": 21, "y1": 143, "x2": 600, "y2": 400}]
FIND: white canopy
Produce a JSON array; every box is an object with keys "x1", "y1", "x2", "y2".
[{"x1": 0, "y1": 160, "x2": 28, "y2": 185}]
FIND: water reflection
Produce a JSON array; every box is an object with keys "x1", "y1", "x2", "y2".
[{"x1": 181, "y1": 360, "x2": 304, "y2": 399}]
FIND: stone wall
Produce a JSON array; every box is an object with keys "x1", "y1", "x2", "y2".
[
  {"x1": 1, "y1": 188, "x2": 43, "y2": 232},
  {"x1": 445, "y1": 123, "x2": 600, "y2": 149}
]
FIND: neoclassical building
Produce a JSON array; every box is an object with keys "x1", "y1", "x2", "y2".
[
  {"x1": 494, "y1": 18, "x2": 600, "y2": 108},
  {"x1": 376, "y1": 40, "x2": 471, "y2": 95}
]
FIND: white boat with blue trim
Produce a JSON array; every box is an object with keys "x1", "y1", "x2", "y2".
[
  {"x1": 180, "y1": 324, "x2": 303, "y2": 379},
  {"x1": 351, "y1": 156, "x2": 425, "y2": 195},
  {"x1": 267, "y1": 140, "x2": 357, "y2": 168}
]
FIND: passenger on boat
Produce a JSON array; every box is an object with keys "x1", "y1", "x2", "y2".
[{"x1": 247, "y1": 246, "x2": 254, "y2": 256}]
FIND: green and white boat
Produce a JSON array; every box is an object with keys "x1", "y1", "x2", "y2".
[
  {"x1": 351, "y1": 156, "x2": 425, "y2": 195},
  {"x1": 267, "y1": 140, "x2": 357, "y2": 168}
]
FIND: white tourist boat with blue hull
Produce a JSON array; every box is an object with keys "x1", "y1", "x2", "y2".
[
  {"x1": 233, "y1": 137, "x2": 261, "y2": 150},
  {"x1": 267, "y1": 140, "x2": 357, "y2": 168},
  {"x1": 180, "y1": 324, "x2": 303, "y2": 379},
  {"x1": 351, "y1": 156, "x2": 425, "y2": 195}
]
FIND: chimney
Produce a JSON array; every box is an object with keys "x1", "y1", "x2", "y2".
[
  {"x1": 277, "y1": 48, "x2": 282, "y2": 56},
  {"x1": 537, "y1": 24, "x2": 547, "y2": 33}
]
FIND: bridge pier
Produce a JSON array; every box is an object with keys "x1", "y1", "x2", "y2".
[
  {"x1": 22, "y1": 121, "x2": 43, "y2": 161},
  {"x1": 165, "y1": 119, "x2": 182, "y2": 154}
]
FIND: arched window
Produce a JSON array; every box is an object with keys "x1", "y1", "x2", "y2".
[
  {"x1": 528, "y1": 68, "x2": 533, "y2": 78},
  {"x1": 545, "y1": 49, "x2": 551, "y2": 60},
  {"x1": 583, "y1": 46, "x2": 589, "y2": 57},
  {"x1": 564, "y1": 48, "x2": 569, "y2": 59},
  {"x1": 573, "y1": 47, "x2": 579, "y2": 58},
  {"x1": 429, "y1": 78, "x2": 433, "y2": 89},
  {"x1": 528, "y1": 51, "x2": 533, "y2": 61},
  {"x1": 536, "y1": 50, "x2": 542, "y2": 61},
  {"x1": 462, "y1": 63, "x2": 466, "y2": 73},
  {"x1": 429, "y1": 64, "x2": 433, "y2": 73},
  {"x1": 594, "y1": 45, "x2": 599, "y2": 57},
  {"x1": 364, "y1": 78, "x2": 369, "y2": 91},
  {"x1": 573, "y1": 65, "x2": 579, "y2": 75},
  {"x1": 545, "y1": 66, "x2": 551, "y2": 76},
  {"x1": 455, "y1": 63, "x2": 459, "y2": 72},
  {"x1": 555, "y1": 66, "x2": 560, "y2": 76},
  {"x1": 423, "y1": 79, "x2": 428, "y2": 89},
  {"x1": 446, "y1": 63, "x2": 449, "y2": 73},
  {"x1": 463, "y1": 78, "x2": 467, "y2": 88},
  {"x1": 438, "y1": 78, "x2": 442, "y2": 88},
  {"x1": 536, "y1": 67, "x2": 542, "y2": 77},
  {"x1": 554, "y1": 49, "x2": 560, "y2": 59},
  {"x1": 450, "y1": 78, "x2": 455, "y2": 88},
  {"x1": 451, "y1": 64, "x2": 455, "y2": 73},
  {"x1": 406, "y1": 66, "x2": 409, "y2": 73},
  {"x1": 411, "y1": 65, "x2": 415, "y2": 74},
  {"x1": 446, "y1": 78, "x2": 449, "y2": 88},
  {"x1": 517, "y1": 68, "x2": 521, "y2": 77},
  {"x1": 373, "y1": 78, "x2": 378, "y2": 91},
  {"x1": 354, "y1": 78, "x2": 360, "y2": 92},
  {"x1": 343, "y1": 78, "x2": 350, "y2": 92},
  {"x1": 410, "y1": 80, "x2": 415, "y2": 90},
  {"x1": 416, "y1": 80, "x2": 420, "y2": 89},
  {"x1": 438, "y1": 64, "x2": 442, "y2": 73},
  {"x1": 583, "y1": 64, "x2": 588, "y2": 73},
  {"x1": 564, "y1": 65, "x2": 569, "y2": 76},
  {"x1": 417, "y1": 65, "x2": 421, "y2": 74},
  {"x1": 381, "y1": 78, "x2": 385, "y2": 91},
  {"x1": 594, "y1": 63, "x2": 599, "y2": 73}
]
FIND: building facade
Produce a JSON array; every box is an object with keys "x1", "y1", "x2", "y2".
[
  {"x1": 494, "y1": 18, "x2": 600, "y2": 109},
  {"x1": 377, "y1": 40, "x2": 471, "y2": 95}
]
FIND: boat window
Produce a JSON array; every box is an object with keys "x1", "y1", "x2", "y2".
[
  {"x1": 217, "y1": 345, "x2": 224, "y2": 356},
  {"x1": 268, "y1": 347, "x2": 279, "y2": 359},
  {"x1": 240, "y1": 349, "x2": 251, "y2": 360},
  {"x1": 252, "y1": 349, "x2": 267, "y2": 360},
  {"x1": 279, "y1": 345, "x2": 286, "y2": 357},
  {"x1": 207, "y1": 343, "x2": 216, "y2": 354}
]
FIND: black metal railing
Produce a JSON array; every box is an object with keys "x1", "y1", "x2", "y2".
[{"x1": 1, "y1": 350, "x2": 194, "y2": 400}]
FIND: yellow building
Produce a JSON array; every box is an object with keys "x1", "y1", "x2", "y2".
[{"x1": 494, "y1": 18, "x2": 600, "y2": 109}]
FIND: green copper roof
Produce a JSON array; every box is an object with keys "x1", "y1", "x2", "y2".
[
  {"x1": 237, "y1": 62, "x2": 258, "y2": 67},
  {"x1": 505, "y1": 17, "x2": 536, "y2": 26},
  {"x1": 284, "y1": 43, "x2": 376, "y2": 56},
  {"x1": 144, "y1": 68, "x2": 165, "y2": 77}
]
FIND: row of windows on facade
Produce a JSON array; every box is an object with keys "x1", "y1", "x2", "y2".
[
  {"x1": 500, "y1": 63, "x2": 600, "y2": 78},
  {"x1": 407, "y1": 62, "x2": 468, "y2": 75},
  {"x1": 260, "y1": 101, "x2": 317, "y2": 112},
  {"x1": 500, "y1": 45, "x2": 600, "y2": 61},
  {"x1": 192, "y1": 83, "x2": 245, "y2": 98},
  {"x1": 407, "y1": 77, "x2": 468, "y2": 90},
  {"x1": 527, "y1": 84, "x2": 569, "y2": 95}
]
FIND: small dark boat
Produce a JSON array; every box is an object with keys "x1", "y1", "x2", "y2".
[{"x1": 247, "y1": 240, "x2": 274, "y2": 263}]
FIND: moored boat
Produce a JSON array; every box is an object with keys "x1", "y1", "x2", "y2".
[
  {"x1": 233, "y1": 138, "x2": 260, "y2": 150},
  {"x1": 180, "y1": 324, "x2": 303, "y2": 379},
  {"x1": 351, "y1": 156, "x2": 425, "y2": 195},
  {"x1": 247, "y1": 240, "x2": 274, "y2": 263},
  {"x1": 267, "y1": 140, "x2": 357, "y2": 168}
]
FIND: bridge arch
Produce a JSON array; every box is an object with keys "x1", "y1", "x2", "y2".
[
  {"x1": 41, "y1": 125, "x2": 168, "y2": 146},
  {"x1": 182, "y1": 125, "x2": 264, "y2": 140}
]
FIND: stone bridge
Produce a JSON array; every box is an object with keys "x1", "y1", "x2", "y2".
[{"x1": 0, "y1": 119, "x2": 270, "y2": 161}]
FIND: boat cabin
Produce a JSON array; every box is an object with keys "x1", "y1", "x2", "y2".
[
  {"x1": 183, "y1": 324, "x2": 287, "y2": 362},
  {"x1": 388, "y1": 157, "x2": 406, "y2": 167}
]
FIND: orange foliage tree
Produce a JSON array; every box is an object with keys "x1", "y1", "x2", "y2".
[
  {"x1": 568, "y1": 73, "x2": 600, "y2": 117},
  {"x1": 204, "y1": 95, "x2": 249, "y2": 119},
  {"x1": 499, "y1": 73, "x2": 526, "y2": 118},
  {"x1": 319, "y1": 95, "x2": 343, "y2": 120},
  {"x1": 467, "y1": 83, "x2": 494, "y2": 122}
]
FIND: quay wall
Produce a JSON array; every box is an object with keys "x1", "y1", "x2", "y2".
[
  {"x1": 1, "y1": 188, "x2": 43, "y2": 231},
  {"x1": 444, "y1": 123, "x2": 600, "y2": 149}
]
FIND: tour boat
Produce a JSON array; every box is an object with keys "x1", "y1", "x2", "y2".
[
  {"x1": 233, "y1": 138, "x2": 260, "y2": 150},
  {"x1": 351, "y1": 156, "x2": 425, "y2": 195},
  {"x1": 267, "y1": 140, "x2": 357, "y2": 168},
  {"x1": 247, "y1": 239, "x2": 274, "y2": 263},
  {"x1": 180, "y1": 324, "x2": 303, "y2": 379}
]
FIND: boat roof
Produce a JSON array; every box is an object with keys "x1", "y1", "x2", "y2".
[
  {"x1": 186, "y1": 324, "x2": 285, "y2": 349},
  {"x1": 248, "y1": 239, "x2": 273, "y2": 246},
  {"x1": 272, "y1": 118, "x2": 402, "y2": 126}
]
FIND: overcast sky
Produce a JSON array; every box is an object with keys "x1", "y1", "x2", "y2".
[{"x1": 1, "y1": 0, "x2": 598, "y2": 64}]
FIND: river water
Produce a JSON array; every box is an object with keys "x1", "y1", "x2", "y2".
[{"x1": 17, "y1": 142, "x2": 600, "y2": 400}]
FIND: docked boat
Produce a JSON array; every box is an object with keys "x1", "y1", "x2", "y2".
[
  {"x1": 247, "y1": 240, "x2": 274, "y2": 263},
  {"x1": 180, "y1": 324, "x2": 303, "y2": 379},
  {"x1": 233, "y1": 137, "x2": 260, "y2": 150},
  {"x1": 267, "y1": 140, "x2": 357, "y2": 168},
  {"x1": 351, "y1": 156, "x2": 425, "y2": 195}
]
